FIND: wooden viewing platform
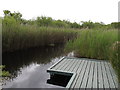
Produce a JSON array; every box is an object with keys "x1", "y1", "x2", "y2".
[{"x1": 47, "y1": 57, "x2": 118, "y2": 89}]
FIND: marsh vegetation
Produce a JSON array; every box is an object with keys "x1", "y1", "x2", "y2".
[{"x1": 2, "y1": 10, "x2": 120, "y2": 84}]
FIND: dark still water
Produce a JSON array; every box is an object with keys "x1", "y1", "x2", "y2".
[{"x1": 2, "y1": 45, "x2": 68, "y2": 88}]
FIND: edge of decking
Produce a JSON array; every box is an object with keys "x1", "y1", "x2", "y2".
[
  {"x1": 47, "y1": 56, "x2": 76, "y2": 88},
  {"x1": 66, "y1": 73, "x2": 76, "y2": 88},
  {"x1": 47, "y1": 56, "x2": 66, "y2": 70}
]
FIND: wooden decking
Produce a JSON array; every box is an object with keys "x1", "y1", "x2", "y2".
[{"x1": 47, "y1": 57, "x2": 118, "y2": 89}]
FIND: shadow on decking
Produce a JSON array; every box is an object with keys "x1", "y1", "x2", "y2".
[{"x1": 47, "y1": 74, "x2": 72, "y2": 87}]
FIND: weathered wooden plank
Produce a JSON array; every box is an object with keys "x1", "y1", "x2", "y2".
[
  {"x1": 64, "y1": 59, "x2": 77, "y2": 71},
  {"x1": 67, "y1": 59, "x2": 82, "y2": 89},
  {"x1": 63, "y1": 59, "x2": 80, "y2": 89},
  {"x1": 70, "y1": 59, "x2": 82, "y2": 72},
  {"x1": 86, "y1": 61, "x2": 94, "y2": 88},
  {"x1": 76, "y1": 60, "x2": 86, "y2": 74},
  {"x1": 52, "y1": 58, "x2": 67, "y2": 70},
  {"x1": 66, "y1": 73, "x2": 76, "y2": 88},
  {"x1": 104, "y1": 61, "x2": 116, "y2": 88},
  {"x1": 107, "y1": 62, "x2": 118, "y2": 88},
  {"x1": 67, "y1": 59, "x2": 80, "y2": 72},
  {"x1": 70, "y1": 59, "x2": 85, "y2": 88},
  {"x1": 97, "y1": 61, "x2": 104, "y2": 88},
  {"x1": 74, "y1": 60, "x2": 88, "y2": 88},
  {"x1": 59, "y1": 59, "x2": 73, "y2": 71},
  {"x1": 80, "y1": 60, "x2": 91, "y2": 88},
  {"x1": 101, "y1": 61, "x2": 109, "y2": 88},
  {"x1": 92, "y1": 61, "x2": 98, "y2": 88},
  {"x1": 56, "y1": 59, "x2": 71, "y2": 70}
]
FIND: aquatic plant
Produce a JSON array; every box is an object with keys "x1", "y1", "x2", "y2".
[{"x1": 65, "y1": 29, "x2": 119, "y2": 82}]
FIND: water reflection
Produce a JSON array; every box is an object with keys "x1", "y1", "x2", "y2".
[{"x1": 2, "y1": 45, "x2": 65, "y2": 88}]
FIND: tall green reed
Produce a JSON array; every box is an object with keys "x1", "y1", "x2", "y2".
[
  {"x1": 2, "y1": 23, "x2": 76, "y2": 52},
  {"x1": 65, "y1": 29, "x2": 119, "y2": 82}
]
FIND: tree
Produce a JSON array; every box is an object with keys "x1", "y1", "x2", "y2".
[
  {"x1": 36, "y1": 16, "x2": 53, "y2": 27},
  {"x1": 81, "y1": 21, "x2": 94, "y2": 29},
  {"x1": 111, "y1": 22, "x2": 120, "y2": 29},
  {"x1": 3, "y1": 10, "x2": 22, "y2": 21},
  {"x1": 3, "y1": 10, "x2": 11, "y2": 16}
]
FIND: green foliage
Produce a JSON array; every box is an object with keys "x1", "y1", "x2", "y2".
[
  {"x1": 0, "y1": 65, "x2": 11, "y2": 77},
  {"x1": 111, "y1": 22, "x2": 120, "y2": 29},
  {"x1": 109, "y1": 41, "x2": 120, "y2": 83},
  {"x1": 81, "y1": 21, "x2": 94, "y2": 29},
  {"x1": 3, "y1": 10, "x2": 11, "y2": 16},
  {"x1": 3, "y1": 10, "x2": 120, "y2": 29},
  {"x1": 0, "y1": 17, "x2": 2, "y2": 32},
  {"x1": 71, "y1": 22, "x2": 81, "y2": 28},
  {"x1": 3, "y1": 16, "x2": 19, "y2": 26},
  {"x1": 3, "y1": 10, "x2": 22, "y2": 23},
  {"x1": 65, "y1": 29, "x2": 118, "y2": 59},
  {"x1": 1, "y1": 71, "x2": 11, "y2": 77},
  {"x1": 0, "y1": 17, "x2": 2, "y2": 23},
  {"x1": 80, "y1": 21, "x2": 105, "y2": 29},
  {"x1": 36, "y1": 16, "x2": 53, "y2": 27},
  {"x1": 0, "y1": 65, "x2": 5, "y2": 69},
  {"x1": 2, "y1": 17, "x2": 77, "y2": 52}
]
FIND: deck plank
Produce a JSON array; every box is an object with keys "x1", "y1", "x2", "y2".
[
  {"x1": 107, "y1": 62, "x2": 118, "y2": 88},
  {"x1": 70, "y1": 60, "x2": 85, "y2": 88},
  {"x1": 64, "y1": 59, "x2": 77, "y2": 71},
  {"x1": 55, "y1": 59, "x2": 71, "y2": 70},
  {"x1": 97, "y1": 61, "x2": 104, "y2": 88},
  {"x1": 70, "y1": 59, "x2": 82, "y2": 72},
  {"x1": 86, "y1": 61, "x2": 94, "y2": 88},
  {"x1": 101, "y1": 61, "x2": 109, "y2": 88},
  {"x1": 74, "y1": 60, "x2": 88, "y2": 88},
  {"x1": 92, "y1": 61, "x2": 98, "y2": 88},
  {"x1": 68, "y1": 59, "x2": 82, "y2": 90},
  {"x1": 59, "y1": 59, "x2": 73, "y2": 71},
  {"x1": 104, "y1": 61, "x2": 116, "y2": 88},
  {"x1": 58, "y1": 59, "x2": 73, "y2": 71},
  {"x1": 68, "y1": 59, "x2": 80, "y2": 72},
  {"x1": 80, "y1": 60, "x2": 91, "y2": 88},
  {"x1": 52, "y1": 58, "x2": 67, "y2": 70}
]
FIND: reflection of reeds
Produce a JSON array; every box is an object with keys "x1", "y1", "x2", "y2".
[
  {"x1": 2, "y1": 23, "x2": 76, "y2": 52},
  {"x1": 65, "y1": 29, "x2": 119, "y2": 82}
]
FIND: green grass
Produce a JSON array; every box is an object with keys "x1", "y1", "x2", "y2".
[
  {"x1": 3, "y1": 23, "x2": 77, "y2": 52},
  {"x1": 65, "y1": 29, "x2": 119, "y2": 82}
]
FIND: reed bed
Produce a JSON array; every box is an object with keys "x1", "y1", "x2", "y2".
[
  {"x1": 2, "y1": 23, "x2": 77, "y2": 52},
  {"x1": 65, "y1": 29, "x2": 119, "y2": 82}
]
